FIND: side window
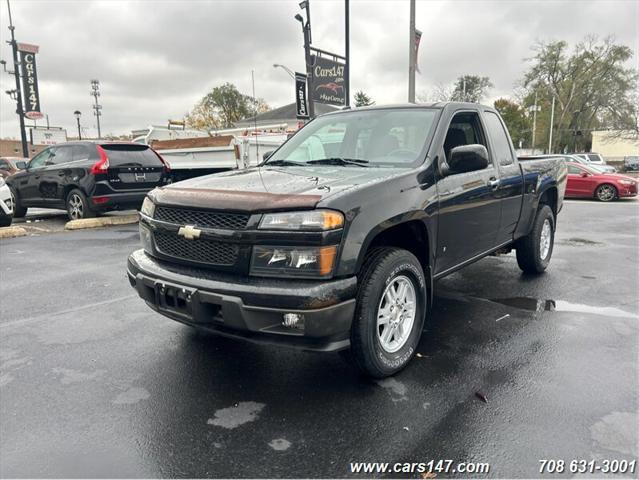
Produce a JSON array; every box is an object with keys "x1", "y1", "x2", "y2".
[
  {"x1": 49, "y1": 146, "x2": 73, "y2": 165},
  {"x1": 72, "y1": 145, "x2": 92, "y2": 161},
  {"x1": 483, "y1": 112, "x2": 514, "y2": 166},
  {"x1": 0, "y1": 160, "x2": 9, "y2": 169},
  {"x1": 567, "y1": 165, "x2": 582, "y2": 175},
  {"x1": 443, "y1": 112, "x2": 489, "y2": 164},
  {"x1": 29, "y1": 149, "x2": 51, "y2": 168}
]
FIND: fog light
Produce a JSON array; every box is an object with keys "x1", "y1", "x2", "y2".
[{"x1": 282, "y1": 313, "x2": 304, "y2": 330}]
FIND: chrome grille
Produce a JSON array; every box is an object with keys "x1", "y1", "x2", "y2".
[
  {"x1": 154, "y1": 230, "x2": 239, "y2": 266},
  {"x1": 154, "y1": 206, "x2": 249, "y2": 230}
]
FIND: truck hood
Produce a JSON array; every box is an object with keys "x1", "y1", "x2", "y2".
[{"x1": 151, "y1": 166, "x2": 406, "y2": 213}]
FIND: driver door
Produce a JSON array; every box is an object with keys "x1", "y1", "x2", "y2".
[
  {"x1": 15, "y1": 148, "x2": 52, "y2": 205},
  {"x1": 435, "y1": 111, "x2": 501, "y2": 275}
]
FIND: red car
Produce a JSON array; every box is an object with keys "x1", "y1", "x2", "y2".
[{"x1": 566, "y1": 162, "x2": 637, "y2": 201}]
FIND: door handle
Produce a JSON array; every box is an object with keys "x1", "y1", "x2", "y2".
[
  {"x1": 58, "y1": 172, "x2": 65, "y2": 177},
  {"x1": 487, "y1": 178, "x2": 500, "y2": 189}
]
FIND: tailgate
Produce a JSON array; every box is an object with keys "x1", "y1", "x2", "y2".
[{"x1": 102, "y1": 144, "x2": 164, "y2": 190}]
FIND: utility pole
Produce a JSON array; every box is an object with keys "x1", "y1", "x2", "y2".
[
  {"x1": 5, "y1": 0, "x2": 28, "y2": 157},
  {"x1": 90, "y1": 79, "x2": 102, "y2": 138},
  {"x1": 344, "y1": 0, "x2": 350, "y2": 107},
  {"x1": 408, "y1": 0, "x2": 416, "y2": 103},
  {"x1": 548, "y1": 96, "x2": 555, "y2": 154}
]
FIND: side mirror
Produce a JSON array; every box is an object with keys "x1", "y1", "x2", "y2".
[
  {"x1": 16, "y1": 161, "x2": 27, "y2": 170},
  {"x1": 580, "y1": 171, "x2": 589, "y2": 178},
  {"x1": 447, "y1": 144, "x2": 489, "y2": 175},
  {"x1": 263, "y1": 150, "x2": 274, "y2": 161}
]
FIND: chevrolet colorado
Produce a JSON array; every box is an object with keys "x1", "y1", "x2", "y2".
[{"x1": 127, "y1": 103, "x2": 567, "y2": 378}]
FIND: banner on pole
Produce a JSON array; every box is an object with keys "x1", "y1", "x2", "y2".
[
  {"x1": 414, "y1": 29, "x2": 422, "y2": 74},
  {"x1": 295, "y1": 72, "x2": 309, "y2": 119},
  {"x1": 18, "y1": 43, "x2": 43, "y2": 120}
]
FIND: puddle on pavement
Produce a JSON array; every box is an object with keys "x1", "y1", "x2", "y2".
[{"x1": 490, "y1": 297, "x2": 638, "y2": 319}]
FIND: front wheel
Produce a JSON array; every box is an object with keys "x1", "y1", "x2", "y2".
[
  {"x1": 349, "y1": 247, "x2": 427, "y2": 378},
  {"x1": 9, "y1": 186, "x2": 27, "y2": 218},
  {"x1": 0, "y1": 214, "x2": 12, "y2": 227},
  {"x1": 595, "y1": 183, "x2": 617, "y2": 202},
  {"x1": 516, "y1": 204, "x2": 555, "y2": 274}
]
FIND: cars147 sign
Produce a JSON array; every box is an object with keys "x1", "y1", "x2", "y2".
[
  {"x1": 18, "y1": 43, "x2": 43, "y2": 120},
  {"x1": 311, "y1": 55, "x2": 346, "y2": 106}
]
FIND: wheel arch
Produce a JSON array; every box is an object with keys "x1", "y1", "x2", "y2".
[{"x1": 355, "y1": 215, "x2": 433, "y2": 308}]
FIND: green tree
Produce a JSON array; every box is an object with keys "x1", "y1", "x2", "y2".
[
  {"x1": 186, "y1": 83, "x2": 270, "y2": 130},
  {"x1": 522, "y1": 36, "x2": 638, "y2": 152},
  {"x1": 354, "y1": 90, "x2": 375, "y2": 107},
  {"x1": 494, "y1": 98, "x2": 529, "y2": 148},
  {"x1": 451, "y1": 75, "x2": 493, "y2": 103}
]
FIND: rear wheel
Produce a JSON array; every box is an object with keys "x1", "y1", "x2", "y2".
[
  {"x1": 595, "y1": 183, "x2": 617, "y2": 202},
  {"x1": 9, "y1": 186, "x2": 27, "y2": 218},
  {"x1": 349, "y1": 247, "x2": 426, "y2": 378},
  {"x1": 66, "y1": 189, "x2": 95, "y2": 220},
  {"x1": 516, "y1": 204, "x2": 555, "y2": 274}
]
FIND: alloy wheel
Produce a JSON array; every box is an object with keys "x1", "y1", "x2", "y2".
[
  {"x1": 68, "y1": 194, "x2": 84, "y2": 220},
  {"x1": 539, "y1": 218, "x2": 552, "y2": 260},
  {"x1": 376, "y1": 275, "x2": 417, "y2": 353}
]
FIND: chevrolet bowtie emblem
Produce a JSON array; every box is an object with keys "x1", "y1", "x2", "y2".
[{"x1": 177, "y1": 225, "x2": 201, "y2": 240}]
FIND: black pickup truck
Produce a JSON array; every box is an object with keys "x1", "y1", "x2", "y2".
[{"x1": 127, "y1": 103, "x2": 567, "y2": 378}]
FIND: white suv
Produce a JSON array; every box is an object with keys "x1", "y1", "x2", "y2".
[{"x1": 0, "y1": 176, "x2": 14, "y2": 227}]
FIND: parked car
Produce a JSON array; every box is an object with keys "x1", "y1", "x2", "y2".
[
  {"x1": 0, "y1": 176, "x2": 14, "y2": 227},
  {"x1": 7, "y1": 141, "x2": 170, "y2": 220},
  {"x1": 127, "y1": 103, "x2": 567, "y2": 378},
  {"x1": 566, "y1": 162, "x2": 637, "y2": 201},
  {"x1": 0, "y1": 156, "x2": 27, "y2": 178},
  {"x1": 623, "y1": 156, "x2": 639, "y2": 172}
]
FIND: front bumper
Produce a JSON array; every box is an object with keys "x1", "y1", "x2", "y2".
[{"x1": 127, "y1": 249, "x2": 357, "y2": 351}]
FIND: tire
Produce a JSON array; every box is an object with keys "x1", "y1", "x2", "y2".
[
  {"x1": 0, "y1": 214, "x2": 12, "y2": 227},
  {"x1": 66, "y1": 189, "x2": 95, "y2": 220},
  {"x1": 349, "y1": 247, "x2": 427, "y2": 378},
  {"x1": 516, "y1": 204, "x2": 555, "y2": 274},
  {"x1": 9, "y1": 186, "x2": 27, "y2": 218},
  {"x1": 595, "y1": 183, "x2": 617, "y2": 202}
]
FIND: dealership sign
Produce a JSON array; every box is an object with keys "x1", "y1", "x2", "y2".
[
  {"x1": 295, "y1": 72, "x2": 309, "y2": 119},
  {"x1": 18, "y1": 43, "x2": 43, "y2": 120},
  {"x1": 310, "y1": 54, "x2": 346, "y2": 106},
  {"x1": 30, "y1": 127, "x2": 67, "y2": 146}
]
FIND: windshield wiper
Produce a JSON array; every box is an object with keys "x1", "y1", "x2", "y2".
[
  {"x1": 307, "y1": 157, "x2": 369, "y2": 167},
  {"x1": 265, "y1": 159, "x2": 308, "y2": 167}
]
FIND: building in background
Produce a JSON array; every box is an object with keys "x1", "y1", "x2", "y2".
[
  {"x1": 591, "y1": 131, "x2": 639, "y2": 162},
  {"x1": 0, "y1": 139, "x2": 46, "y2": 158},
  {"x1": 234, "y1": 102, "x2": 338, "y2": 130}
]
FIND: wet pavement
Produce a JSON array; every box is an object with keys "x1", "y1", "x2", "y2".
[{"x1": 1, "y1": 199, "x2": 637, "y2": 478}]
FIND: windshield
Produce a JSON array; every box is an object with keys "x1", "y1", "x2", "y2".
[{"x1": 267, "y1": 108, "x2": 439, "y2": 168}]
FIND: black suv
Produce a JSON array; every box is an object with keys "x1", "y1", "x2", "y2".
[{"x1": 8, "y1": 141, "x2": 169, "y2": 220}]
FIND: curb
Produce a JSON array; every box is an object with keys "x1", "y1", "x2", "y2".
[
  {"x1": 0, "y1": 226, "x2": 28, "y2": 239},
  {"x1": 65, "y1": 214, "x2": 139, "y2": 230}
]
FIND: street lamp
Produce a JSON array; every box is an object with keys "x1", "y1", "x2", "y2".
[
  {"x1": 74, "y1": 110, "x2": 82, "y2": 140},
  {"x1": 273, "y1": 63, "x2": 295, "y2": 79}
]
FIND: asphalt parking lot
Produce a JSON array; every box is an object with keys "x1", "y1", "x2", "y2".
[{"x1": 1, "y1": 199, "x2": 637, "y2": 478}]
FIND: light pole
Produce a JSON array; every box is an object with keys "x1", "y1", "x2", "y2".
[
  {"x1": 74, "y1": 110, "x2": 82, "y2": 140},
  {"x1": 273, "y1": 63, "x2": 295, "y2": 79},
  {"x1": 408, "y1": 0, "x2": 416, "y2": 103}
]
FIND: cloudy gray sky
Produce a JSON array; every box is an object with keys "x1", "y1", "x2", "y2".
[{"x1": 0, "y1": 0, "x2": 637, "y2": 139}]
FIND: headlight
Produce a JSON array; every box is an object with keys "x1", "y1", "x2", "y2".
[
  {"x1": 251, "y1": 245, "x2": 337, "y2": 278},
  {"x1": 139, "y1": 223, "x2": 153, "y2": 253},
  {"x1": 259, "y1": 210, "x2": 343, "y2": 231},
  {"x1": 618, "y1": 179, "x2": 634, "y2": 186},
  {"x1": 140, "y1": 196, "x2": 155, "y2": 217}
]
